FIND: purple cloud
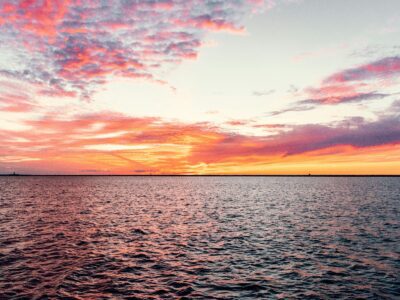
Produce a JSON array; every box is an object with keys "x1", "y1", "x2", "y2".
[
  {"x1": 325, "y1": 56, "x2": 400, "y2": 83},
  {"x1": 0, "y1": 0, "x2": 266, "y2": 100}
]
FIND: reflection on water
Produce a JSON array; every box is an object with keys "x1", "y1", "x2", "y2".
[{"x1": 0, "y1": 176, "x2": 399, "y2": 299}]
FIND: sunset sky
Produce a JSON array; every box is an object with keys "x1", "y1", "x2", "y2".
[{"x1": 0, "y1": 0, "x2": 399, "y2": 174}]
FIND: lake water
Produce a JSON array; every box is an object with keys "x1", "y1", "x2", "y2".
[{"x1": 0, "y1": 176, "x2": 399, "y2": 299}]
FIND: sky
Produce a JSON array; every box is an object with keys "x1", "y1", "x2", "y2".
[{"x1": 0, "y1": 0, "x2": 399, "y2": 175}]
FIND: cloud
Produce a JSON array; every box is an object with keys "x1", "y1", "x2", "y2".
[
  {"x1": 287, "y1": 84, "x2": 299, "y2": 94},
  {"x1": 269, "y1": 104, "x2": 314, "y2": 116},
  {"x1": 0, "y1": 107, "x2": 399, "y2": 174},
  {"x1": 0, "y1": 79, "x2": 37, "y2": 112},
  {"x1": 325, "y1": 56, "x2": 400, "y2": 83},
  {"x1": 225, "y1": 119, "x2": 253, "y2": 126},
  {"x1": 390, "y1": 99, "x2": 400, "y2": 111},
  {"x1": 0, "y1": 0, "x2": 268, "y2": 100},
  {"x1": 190, "y1": 114, "x2": 400, "y2": 163},
  {"x1": 270, "y1": 91, "x2": 390, "y2": 116},
  {"x1": 252, "y1": 89, "x2": 275, "y2": 96},
  {"x1": 252, "y1": 123, "x2": 287, "y2": 129},
  {"x1": 299, "y1": 91, "x2": 389, "y2": 105},
  {"x1": 302, "y1": 80, "x2": 392, "y2": 106},
  {"x1": 271, "y1": 56, "x2": 400, "y2": 115}
]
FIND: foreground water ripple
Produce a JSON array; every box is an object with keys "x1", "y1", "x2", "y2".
[{"x1": 0, "y1": 176, "x2": 399, "y2": 299}]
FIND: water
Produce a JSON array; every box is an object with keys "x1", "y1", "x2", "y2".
[{"x1": 0, "y1": 176, "x2": 399, "y2": 299}]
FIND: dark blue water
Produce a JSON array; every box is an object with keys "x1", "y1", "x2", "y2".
[{"x1": 0, "y1": 176, "x2": 399, "y2": 299}]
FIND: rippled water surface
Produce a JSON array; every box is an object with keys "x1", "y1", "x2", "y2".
[{"x1": 0, "y1": 176, "x2": 399, "y2": 299}]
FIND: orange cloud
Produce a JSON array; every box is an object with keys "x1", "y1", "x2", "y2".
[{"x1": 0, "y1": 111, "x2": 399, "y2": 175}]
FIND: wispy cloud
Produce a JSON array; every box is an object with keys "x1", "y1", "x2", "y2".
[
  {"x1": 0, "y1": 79, "x2": 37, "y2": 112},
  {"x1": 298, "y1": 91, "x2": 389, "y2": 105},
  {"x1": 271, "y1": 56, "x2": 400, "y2": 115},
  {"x1": 190, "y1": 114, "x2": 400, "y2": 163},
  {"x1": 325, "y1": 56, "x2": 400, "y2": 83},
  {"x1": 271, "y1": 90, "x2": 390, "y2": 116},
  {"x1": 252, "y1": 89, "x2": 275, "y2": 96},
  {"x1": 0, "y1": 105, "x2": 399, "y2": 174}
]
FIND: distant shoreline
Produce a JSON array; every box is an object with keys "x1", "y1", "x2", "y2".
[{"x1": 0, "y1": 174, "x2": 399, "y2": 177}]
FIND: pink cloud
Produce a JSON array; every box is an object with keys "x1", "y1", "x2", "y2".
[
  {"x1": 0, "y1": 80, "x2": 37, "y2": 112},
  {"x1": 0, "y1": 95, "x2": 36, "y2": 112},
  {"x1": 271, "y1": 56, "x2": 399, "y2": 115},
  {"x1": 0, "y1": 0, "x2": 262, "y2": 100},
  {"x1": 0, "y1": 107, "x2": 399, "y2": 174},
  {"x1": 325, "y1": 56, "x2": 400, "y2": 83}
]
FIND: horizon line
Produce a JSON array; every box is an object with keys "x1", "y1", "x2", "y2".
[{"x1": 1, "y1": 174, "x2": 399, "y2": 177}]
